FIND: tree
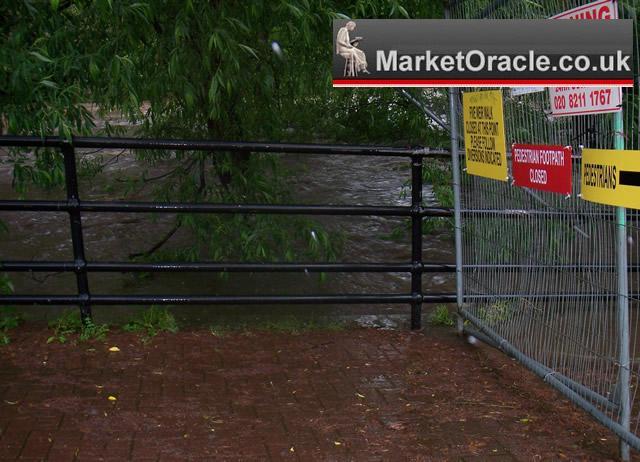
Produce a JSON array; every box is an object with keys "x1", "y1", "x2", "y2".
[{"x1": 1, "y1": 0, "x2": 446, "y2": 262}]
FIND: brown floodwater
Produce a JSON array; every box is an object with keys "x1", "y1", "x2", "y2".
[{"x1": 0, "y1": 140, "x2": 455, "y2": 327}]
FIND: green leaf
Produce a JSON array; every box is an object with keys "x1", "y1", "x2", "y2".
[
  {"x1": 29, "y1": 51, "x2": 53, "y2": 63},
  {"x1": 238, "y1": 43, "x2": 259, "y2": 59},
  {"x1": 208, "y1": 32, "x2": 221, "y2": 51},
  {"x1": 89, "y1": 61, "x2": 100, "y2": 80},
  {"x1": 40, "y1": 79, "x2": 59, "y2": 89},
  {"x1": 184, "y1": 87, "x2": 195, "y2": 107},
  {"x1": 208, "y1": 74, "x2": 219, "y2": 102}
]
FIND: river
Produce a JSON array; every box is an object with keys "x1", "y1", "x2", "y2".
[{"x1": 0, "y1": 134, "x2": 455, "y2": 328}]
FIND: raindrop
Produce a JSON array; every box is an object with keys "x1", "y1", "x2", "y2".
[{"x1": 271, "y1": 41, "x2": 284, "y2": 59}]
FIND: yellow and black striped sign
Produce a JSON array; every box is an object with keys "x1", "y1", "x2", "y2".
[{"x1": 581, "y1": 149, "x2": 640, "y2": 209}]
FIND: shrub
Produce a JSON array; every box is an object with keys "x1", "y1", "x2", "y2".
[
  {"x1": 0, "y1": 308, "x2": 22, "y2": 345},
  {"x1": 123, "y1": 306, "x2": 178, "y2": 340},
  {"x1": 430, "y1": 305, "x2": 455, "y2": 327},
  {"x1": 47, "y1": 310, "x2": 109, "y2": 343}
]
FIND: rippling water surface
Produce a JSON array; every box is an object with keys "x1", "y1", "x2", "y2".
[{"x1": 0, "y1": 140, "x2": 455, "y2": 326}]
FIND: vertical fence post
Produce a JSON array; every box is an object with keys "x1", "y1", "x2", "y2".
[
  {"x1": 614, "y1": 110, "x2": 631, "y2": 461},
  {"x1": 410, "y1": 154, "x2": 423, "y2": 330},
  {"x1": 448, "y1": 87, "x2": 464, "y2": 335},
  {"x1": 61, "y1": 140, "x2": 92, "y2": 322}
]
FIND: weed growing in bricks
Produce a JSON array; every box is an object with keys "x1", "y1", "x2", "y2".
[
  {"x1": 430, "y1": 305, "x2": 455, "y2": 327},
  {"x1": 48, "y1": 310, "x2": 82, "y2": 343},
  {"x1": 47, "y1": 310, "x2": 109, "y2": 344},
  {"x1": 0, "y1": 307, "x2": 22, "y2": 345},
  {"x1": 79, "y1": 319, "x2": 110, "y2": 342},
  {"x1": 123, "y1": 306, "x2": 179, "y2": 340},
  {"x1": 209, "y1": 325, "x2": 234, "y2": 337},
  {"x1": 0, "y1": 271, "x2": 21, "y2": 345}
]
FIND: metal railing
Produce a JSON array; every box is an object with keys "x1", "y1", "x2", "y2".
[{"x1": 0, "y1": 135, "x2": 455, "y2": 329}]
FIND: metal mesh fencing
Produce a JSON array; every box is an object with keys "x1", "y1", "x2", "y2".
[{"x1": 448, "y1": 0, "x2": 640, "y2": 454}]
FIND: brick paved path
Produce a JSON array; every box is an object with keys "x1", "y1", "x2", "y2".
[{"x1": 0, "y1": 326, "x2": 620, "y2": 460}]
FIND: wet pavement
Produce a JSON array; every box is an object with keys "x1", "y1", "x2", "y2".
[{"x1": 0, "y1": 325, "x2": 620, "y2": 461}]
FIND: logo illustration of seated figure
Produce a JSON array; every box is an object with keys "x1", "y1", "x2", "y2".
[{"x1": 336, "y1": 21, "x2": 369, "y2": 77}]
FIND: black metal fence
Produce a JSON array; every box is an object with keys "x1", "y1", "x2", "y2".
[{"x1": 0, "y1": 136, "x2": 456, "y2": 329}]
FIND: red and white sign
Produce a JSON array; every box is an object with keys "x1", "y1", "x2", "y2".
[
  {"x1": 549, "y1": 0, "x2": 621, "y2": 117},
  {"x1": 512, "y1": 144, "x2": 573, "y2": 195},
  {"x1": 550, "y1": 0, "x2": 617, "y2": 19},
  {"x1": 549, "y1": 86, "x2": 622, "y2": 117},
  {"x1": 511, "y1": 87, "x2": 544, "y2": 97}
]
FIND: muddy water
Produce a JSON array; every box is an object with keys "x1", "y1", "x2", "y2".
[{"x1": 0, "y1": 146, "x2": 455, "y2": 326}]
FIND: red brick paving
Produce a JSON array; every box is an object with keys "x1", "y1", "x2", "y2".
[{"x1": 0, "y1": 325, "x2": 623, "y2": 460}]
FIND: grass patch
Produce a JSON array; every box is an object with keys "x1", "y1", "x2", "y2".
[
  {"x1": 477, "y1": 301, "x2": 514, "y2": 325},
  {"x1": 0, "y1": 272, "x2": 21, "y2": 345},
  {"x1": 0, "y1": 307, "x2": 22, "y2": 345},
  {"x1": 429, "y1": 305, "x2": 455, "y2": 327},
  {"x1": 209, "y1": 316, "x2": 347, "y2": 336},
  {"x1": 47, "y1": 310, "x2": 109, "y2": 344},
  {"x1": 123, "y1": 306, "x2": 179, "y2": 340}
]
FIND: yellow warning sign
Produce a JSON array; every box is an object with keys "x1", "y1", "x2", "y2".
[
  {"x1": 581, "y1": 149, "x2": 640, "y2": 210},
  {"x1": 462, "y1": 90, "x2": 508, "y2": 182}
]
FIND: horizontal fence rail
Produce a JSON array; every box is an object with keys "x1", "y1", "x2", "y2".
[
  {"x1": 0, "y1": 262, "x2": 455, "y2": 273},
  {"x1": 0, "y1": 135, "x2": 450, "y2": 157},
  {"x1": 0, "y1": 200, "x2": 452, "y2": 217},
  {"x1": 3, "y1": 262, "x2": 638, "y2": 273},
  {"x1": 0, "y1": 135, "x2": 456, "y2": 329},
  {"x1": 0, "y1": 294, "x2": 457, "y2": 305}
]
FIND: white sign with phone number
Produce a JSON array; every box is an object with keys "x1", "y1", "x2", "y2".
[
  {"x1": 549, "y1": 0, "x2": 621, "y2": 117},
  {"x1": 549, "y1": 86, "x2": 622, "y2": 117}
]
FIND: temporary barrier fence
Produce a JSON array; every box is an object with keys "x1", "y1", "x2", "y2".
[{"x1": 447, "y1": 0, "x2": 640, "y2": 458}]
